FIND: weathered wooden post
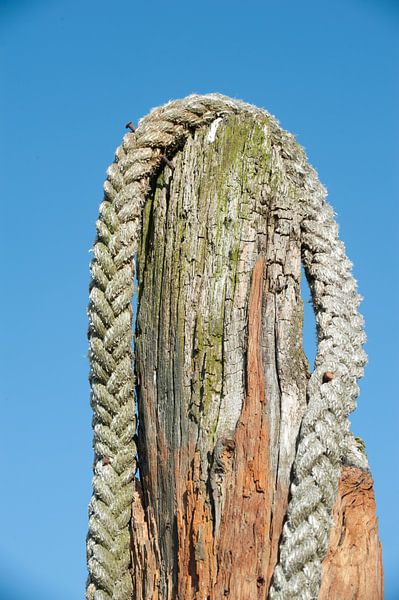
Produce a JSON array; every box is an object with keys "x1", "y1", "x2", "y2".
[{"x1": 86, "y1": 94, "x2": 383, "y2": 599}]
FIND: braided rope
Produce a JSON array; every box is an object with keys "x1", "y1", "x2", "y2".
[
  {"x1": 268, "y1": 182, "x2": 367, "y2": 599},
  {"x1": 86, "y1": 94, "x2": 366, "y2": 599}
]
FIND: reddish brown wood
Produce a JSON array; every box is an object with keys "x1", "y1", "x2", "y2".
[
  {"x1": 320, "y1": 466, "x2": 384, "y2": 600},
  {"x1": 213, "y1": 257, "x2": 272, "y2": 598}
]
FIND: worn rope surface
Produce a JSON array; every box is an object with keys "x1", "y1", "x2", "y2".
[{"x1": 87, "y1": 94, "x2": 367, "y2": 599}]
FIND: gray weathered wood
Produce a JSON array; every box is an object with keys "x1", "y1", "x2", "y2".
[{"x1": 132, "y1": 114, "x2": 309, "y2": 598}]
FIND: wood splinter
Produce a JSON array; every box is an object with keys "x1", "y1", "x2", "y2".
[{"x1": 125, "y1": 121, "x2": 136, "y2": 132}]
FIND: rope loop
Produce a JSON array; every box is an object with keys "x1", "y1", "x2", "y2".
[{"x1": 87, "y1": 94, "x2": 367, "y2": 599}]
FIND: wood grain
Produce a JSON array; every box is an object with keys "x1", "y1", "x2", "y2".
[{"x1": 129, "y1": 114, "x2": 382, "y2": 599}]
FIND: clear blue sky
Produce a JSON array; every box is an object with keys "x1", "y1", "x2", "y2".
[{"x1": 0, "y1": 1, "x2": 397, "y2": 598}]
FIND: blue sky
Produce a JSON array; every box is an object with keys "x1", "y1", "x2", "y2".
[{"x1": 0, "y1": 0, "x2": 397, "y2": 598}]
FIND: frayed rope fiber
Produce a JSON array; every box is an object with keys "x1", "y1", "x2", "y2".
[{"x1": 86, "y1": 94, "x2": 367, "y2": 599}]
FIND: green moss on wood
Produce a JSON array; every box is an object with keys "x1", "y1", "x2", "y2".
[
  {"x1": 136, "y1": 113, "x2": 277, "y2": 444},
  {"x1": 355, "y1": 436, "x2": 367, "y2": 455}
]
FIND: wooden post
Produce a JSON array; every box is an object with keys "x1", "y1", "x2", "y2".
[{"x1": 128, "y1": 113, "x2": 382, "y2": 599}]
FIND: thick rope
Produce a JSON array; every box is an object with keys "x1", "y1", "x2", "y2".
[
  {"x1": 268, "y1": 175, "x2": 367, "y2": 599},
  {"x1": 86, "y1": 94, "x2": 367, "y2": 599}
]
